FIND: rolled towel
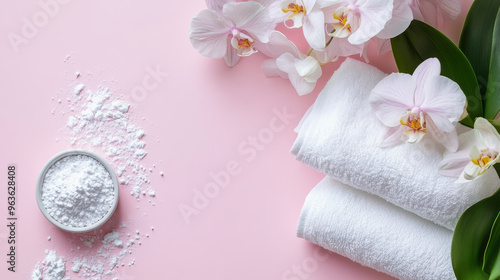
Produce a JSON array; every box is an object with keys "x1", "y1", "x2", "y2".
[
  {"x1": 292, "y1": 58, "x2": 499, "y2": 230},
  {"x1": 297, "y1": 177, "x2": 455, "y2": 280}
]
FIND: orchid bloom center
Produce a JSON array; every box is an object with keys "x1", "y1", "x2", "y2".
[
  {"x1": 464, "y1": 145, "x2": 499, "y2": 180},
  {"x1": 230, "y1": 30, "x2": 257, "y2": 57},
  {"x1": 328, "y1": 6, "x2": 359, "y2": 38},
  {"x1": 282, "y1": 3, "x2": 305, "y2": 15},
  {"x1": 400, "y1": 107, "x2": 427, "y2": 143},
  {"x1": 281, "y1": 0, "x2": 306, "y2": 28},
  {"x1": 471, "y1": 147, "x2": 498, "y2": 169}
]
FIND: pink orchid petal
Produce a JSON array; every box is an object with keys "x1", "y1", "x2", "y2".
[
  {"x1": 370, "y1": 73, "x2": 416, "y2": 127},
  {"x1": 414, "y1": 0, "x2": 439, "y2": 26},
  {"x1": 276, "y1": 53, "x2": 317, "y2": 96},
  {"x1": 413, "y1": 58, "x2": 441, "y2": 105},
  {"x1": 223, "y1": 2, "x2": 274, "y2": 43},
  {"x1": 348, "y1": 0, "x2": 393, "y2": 45},
  {"x1": 427, "y1": 115, "x2": 458, "y2": 151},
  {"x1": 205, "y1": 0, "x2": 234, "y2": 12},
  {"x1": 426, "y1": 112, "x2": 455, "y2": 132},
  {"x1": 438, "y1": 129, "x2": 480, "y2": 177},
  {"x1": 261, "y1": 59, "x2": 288, "y2": 78},
  {"x1": 258, "y1": 0, "x2": 287, "y2": 24},
  {"x1": 474, "y1": 118, "x2": 500, "y2": 150},
  {"x1": 374, "y1": 37, "x2": 392, "y2": 55},
  {"x1": 379, "y1": 125, "x2": 405, "y2": 148},
  {"x1": 320, "y1": 37, "x2": 364, "y2": 61},
  {"x1": 303, "y1": 9, "x2": 326, "y2": 50},
  {"x1": 376, "y1": 0, "x2": 413, "y2": 39},
  {"x1": 224, "y1": 37, "x2": 240, "y2": 67},
  {"x1": 419, "y1": 75, "x2": 466, "y2": 124},
  {"x1": 255, "y1": 31, "x2": 302, "y2": 59},
  {"x1": 437, "y1": 0, "x2": 461, "y2": 20},
  {"x1": 189, "y1": 9, "x2": 230, "y2": 59}
]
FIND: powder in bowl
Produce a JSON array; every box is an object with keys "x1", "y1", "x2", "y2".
[{"x1": 41, "y1": 154, "x2": 115, "y2": 228}]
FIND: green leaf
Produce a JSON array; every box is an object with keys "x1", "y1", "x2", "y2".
[
  {"x1": 460, "y1": 0, "x2": 500, "y2": 119},
  {"x1": 485, "y1": 8, "x2": 500, "y2": 120},
  {"x1": 391, "y1": 20, "x2": 482, "y2": 124},
  {"x1": 483, "y1": 212, "x2": 500, "y2": 275},
  {"x1": 451, "y1": 188, "x2": 500, "y2": 280}
]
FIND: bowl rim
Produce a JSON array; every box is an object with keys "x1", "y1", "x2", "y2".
[{"x1": 36, "y1": 149, "x2": 119, "y2": 233}]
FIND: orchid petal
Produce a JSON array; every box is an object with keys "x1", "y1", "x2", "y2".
[
  {"x1": 370, "y1": 73, "x2": 416, "y2": 127},
  {"x1": 295, "y1": 56, "x2": 322, "y2": 83},
  {"x1": 223, "y1": 2, "x2": 274, "y2": 43},
  {"x1": 463, "y1": 162, "x2": 481, "y2": 180},
  {"x1": 276, "y1": 53, "x2": 317, "y2": 96},
  {"x1": 205, "y1": 0, "x2": 234, "y2": 12},
  {"x1": 413, "y1": 58, "x2": 441, "y2": 105},
  {"x1": 437, "y1": 0, "x2": 461, "y2": 20},
  {"x1": 189, "y1": 9, "x2": 230, "y2": 58},
  {"x1": 376, "y1": 0, "x2": 413, "y2": 39},
  {"x1": 303, "y1": 9, "x2": 326, "y2": 50},
  {"x1": 255, "y1": 31, "x2": 302, "y2": 59},
  {"x1": 474, "y1": 118, "x2": 500, "y2": 150},
  {"x1": 303, "y1": 0, "x2": 317, "y2": 13},
  {"x1": 427, "y1": 115, "x2": 458, "y2": 151},
  {"x1": 414, "y1": 0, "x2": 439, "y2": 26},
  {"x1": 419, "y1": 75, "x2": 465, "y2": 127},
  {"x1": 374, "y1": 37, "x2": 392, "y2": 55},
  {"x1": 438, "y1": 149, "x2": 472, "y2": 177},
  {"x1": 439, "y1": 129, "x2": 480, "y2": 177},
  {"x1": 320, "y1": 37, "x2": 365, "y2": 60},
  {"x1": 261, "y1": 59, "x2": 288, "y2": 78},
  {"x1": 224, "y1": 37, "x2": 240, "y2": 67},
  {"x1": 379, "y1": 125, "x2": 406, "y2": 148},
  {"x1": 348, "y1": 0, "x2": 393, "y2": 45}
]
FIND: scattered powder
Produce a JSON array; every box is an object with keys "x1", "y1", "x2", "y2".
[
  {"x1": 41, "y1": 155, "x2": 115, "y2": 228},
  {"x1": 31, "y1": 251, "x2": 66, "y2": 280},
  {"x1": 148, "y1": 189, "x2": 156, "y2": 197},
  {"x1": 73, "y1": 83, "x2": 85, "y2": 95},
  {"x1": 63, "y1": 86, "x2": 152, "y2": 198}
]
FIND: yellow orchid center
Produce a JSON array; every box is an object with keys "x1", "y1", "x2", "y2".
[
  {"x1": 400, "y1": 109, "x2": 426, "y2": 134},
  {"x1": 237, "y1": 38, "x2": 253, "y2": 50},
  {"x1": 283, "y1": 3, "x2": 305, "y2": 16},
  {"x1": 471, "y1": 148, "x2": 497, "y2": 169},
  {"x1": 333, "y1": 12, "x2": 351, "y2": 32},
  {"x1": 230, "y1": 30, "x2": 257, "y2": 57}
]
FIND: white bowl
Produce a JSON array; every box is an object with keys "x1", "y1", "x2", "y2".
[{"x1": 36, "y1": 150, "x2": 119, "y2": 233}]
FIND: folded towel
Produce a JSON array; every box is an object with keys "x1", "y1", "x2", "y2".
[
  {"x1": 292, "y1": 58, "x2": 499, "y2": 230},
  {"x1": 297, "y1": 177, "x2": 455, "y2": 280}
]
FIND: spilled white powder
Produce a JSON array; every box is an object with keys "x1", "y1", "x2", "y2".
[
  {"x1": 64, "y1": 86, "x2": 152, "y2": 197},
  {"x1": 31, "y1": 250, "x2": 67, "y2": 280},
  {"x1": 42, "y1": 155, "x2": 114, "y2": 227},
  {"x1": 73, "y1": 84, "x2": 85, "y2": 95}
]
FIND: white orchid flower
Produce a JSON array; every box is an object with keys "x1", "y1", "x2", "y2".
[
  {"x1": 313, "y1": 0, "x2": 412, "y2": 62},
  {"x1": 369, "y1": 58, "x2": 466, "y2": 151},
  {"x1": 280, "y1": 0, "x2": 326, "y2": 50},
  {"x1": 189, "y1": 1, "x2": 276, "y2": 67},
  {"x1": 258, "y1": 31, "x2": 322, "y2": 96},
  {"x1": 439, "y1": 118, "x2": 500, "y2": 182}
]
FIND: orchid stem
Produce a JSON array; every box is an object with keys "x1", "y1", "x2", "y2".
[{"x1": 306, "y1": 37, "x2": 334, "y2": 57}]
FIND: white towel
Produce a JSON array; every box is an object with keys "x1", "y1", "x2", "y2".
[
  {"x1": 292, "y1": 58, "x2": 499, "y2": 230},
  {"x1": 298, "y1": 177, "x2": 455, "y2": 280}
]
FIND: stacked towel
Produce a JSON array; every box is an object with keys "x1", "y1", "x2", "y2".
[
  {"x1": 292, "y1": 58, "x2": 499, "y2": 230},
  {"x1": 294, "y1": 58, "x2": 500, "y2": 279},
  {"x1": 297, "y1": 177, "x2": 455, "y2": 280}
]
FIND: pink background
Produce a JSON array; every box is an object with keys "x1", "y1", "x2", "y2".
[{"x1": 0, "y1": 0, "x2": 472, "y2": 279}]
